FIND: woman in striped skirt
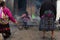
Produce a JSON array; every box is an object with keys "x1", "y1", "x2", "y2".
[{"x1": 39, "y1": 1, "x2": 56, "y2": 40}]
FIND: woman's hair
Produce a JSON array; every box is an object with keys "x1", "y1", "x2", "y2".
[
  {"x1": 0, "y1": 1, "x2": 5, "y2": 7},
  {"x1": 24, "y1": 11, "x2": 28, "y2": 16}
]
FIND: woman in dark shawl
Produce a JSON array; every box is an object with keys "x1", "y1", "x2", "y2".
[{"x1": 39, "y1": 1, "x2": 56, "y2": 39}]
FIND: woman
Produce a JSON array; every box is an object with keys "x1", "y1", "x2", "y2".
[
  {"x1": 39, "y1": 1, "x2": 56, "y2": 40},
  {"x1": 21, "y1": 12, "x2": 30, "y2": 30},
  {"x1": 0, "y1": 1, "x2": 18, "y2": 39}
]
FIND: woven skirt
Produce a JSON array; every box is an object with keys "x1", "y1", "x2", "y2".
[{"x1": 39, "y1": 18, "x2": 56, "y2": 31}]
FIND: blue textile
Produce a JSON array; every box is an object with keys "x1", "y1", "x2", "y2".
[{"x1": 39, "y1": 16, "x2": 56, "y2": 31}]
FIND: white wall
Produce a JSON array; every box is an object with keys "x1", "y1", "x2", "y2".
[{"x1": 56, "y1": 1, "x2": 60, "y2": 20}]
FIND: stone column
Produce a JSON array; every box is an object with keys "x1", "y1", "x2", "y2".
[{"x1": 5, "y1": 0, "x2": 14, "y2": 14}]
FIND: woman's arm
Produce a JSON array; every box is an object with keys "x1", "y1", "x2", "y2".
[{"x1": 6, "y1": 8, "x2": 16, "y2": 23}]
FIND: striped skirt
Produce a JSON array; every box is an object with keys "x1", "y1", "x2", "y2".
[{"x1": 39, "y1": 17, "x2": 56, "y2": 31}]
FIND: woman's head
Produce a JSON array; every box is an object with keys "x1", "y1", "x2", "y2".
[
  {"x1": 0, "y1": 1, "x2": 6, "y2": 7},
  {"x1": 24, "y1": 11, "x2": 28, "y2": 16},
  {"x1": 21, "y1": 11, "x2": 28, "y2": 17}
]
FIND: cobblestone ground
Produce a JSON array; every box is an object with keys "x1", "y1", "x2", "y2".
[{"x1": 6, "y1": 24, "x2": 60, "y2": 40}]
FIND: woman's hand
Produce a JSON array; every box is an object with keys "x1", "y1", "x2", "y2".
[{"x1": 15, "y1": 21, "x2": 19, "y2": 25}]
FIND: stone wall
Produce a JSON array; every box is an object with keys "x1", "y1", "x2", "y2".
[{"x1": 5, "y1": 0, "x2": 14, "y2": 14}]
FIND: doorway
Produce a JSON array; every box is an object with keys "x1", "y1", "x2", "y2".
[{"x1": 14, "y1": 0, "x2": 26, "y2": 16}]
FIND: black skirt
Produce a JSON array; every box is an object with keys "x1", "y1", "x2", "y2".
[
  {"x1": 0, "y1": 23, "x2": 10, "y2": 32},
  {"x1": 39, "y1": 17, "x2": 56, "y2": 31},
  {"x1": 0, "y1": 23, "x2": 11, "y2": 38}
]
